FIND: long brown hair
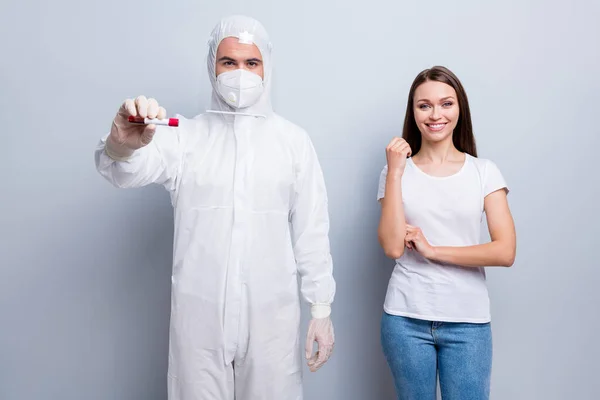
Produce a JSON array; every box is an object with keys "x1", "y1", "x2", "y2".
[{"x1": 402, "y1": 66, "x2": 477, "y2": 157}]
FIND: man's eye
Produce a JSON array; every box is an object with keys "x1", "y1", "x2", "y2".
[
  {"x1": 224, "y1": 61, "x2": 234, "y2": 66},
  {"x1": 248, "y1": 62, "x2": 257, "y2": 67}
]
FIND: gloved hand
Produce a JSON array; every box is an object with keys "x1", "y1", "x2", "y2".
[
  {"x1": 305, "y1": 315, "x2": 334, "y2": 372},
  {"x1": 105, "y1": 95, "x2": 167, "y2": 161}
]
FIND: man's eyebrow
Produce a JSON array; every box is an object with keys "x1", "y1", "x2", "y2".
[{"x1": 217, "y1": 57, "x2": 262, "y2": 63}]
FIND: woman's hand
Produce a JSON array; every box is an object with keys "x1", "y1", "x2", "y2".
[{"x1": 405, "y1": 225, "x2": 436, "y2": 259}]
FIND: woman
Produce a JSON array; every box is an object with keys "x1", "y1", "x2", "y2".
[{"x1": 377, "y1": 66, "x2": 516, "y2": 400}]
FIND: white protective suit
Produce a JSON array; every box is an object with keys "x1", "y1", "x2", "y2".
[{"x1": 95, "y1": 15, "x2": 336, "y2": 400}]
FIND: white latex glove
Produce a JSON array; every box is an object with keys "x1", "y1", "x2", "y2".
[
  {"x1": 305, "y1": 315, "x2": 334, "y2": 372},
  {"x1": 105, "y1": 95, "x2": 167, "y2": 161}
]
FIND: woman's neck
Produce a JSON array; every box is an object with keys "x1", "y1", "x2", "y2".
[{"x1": 414, "y1": 138, "x2": 463, "y2": 164}]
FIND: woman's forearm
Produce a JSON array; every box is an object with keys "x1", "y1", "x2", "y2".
[
  {"x1": 430, "y1": 241, "x2": 515, "y2": 268},
  {"x1": 378, "y1": 172, "x2": 406, "y2": 259}
]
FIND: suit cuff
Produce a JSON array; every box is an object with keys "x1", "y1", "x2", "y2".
[
  {"x1": 104, "y1": 136, "x2": 135, "y2": 161},
  {"x1": 311, "y1": 303, "x2": 331, "y2": 319}
]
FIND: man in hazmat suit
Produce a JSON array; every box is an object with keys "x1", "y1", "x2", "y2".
[{"x1": 94, "y1": 14, "x2": 336, "y2": 400}]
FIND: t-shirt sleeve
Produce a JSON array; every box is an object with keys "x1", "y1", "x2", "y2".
[
  {"x1": 484, "y1": 160, "x2": 509, "y2": 197},
  {"x1": 377, "y1": 165, "x2": 388, "y2": 201}
]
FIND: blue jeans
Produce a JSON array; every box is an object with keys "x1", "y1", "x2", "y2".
[{"x1": 381, "y1": 312, "x2": 492, "y2": 400}]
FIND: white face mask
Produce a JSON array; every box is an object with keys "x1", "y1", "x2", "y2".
[{"x1": 216, "y1": 69, "x2": 264, "y2": 109}]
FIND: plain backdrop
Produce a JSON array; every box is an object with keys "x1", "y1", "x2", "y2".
[{"x1": 1, "y1": 0, "x2": 599, "y2": 399}]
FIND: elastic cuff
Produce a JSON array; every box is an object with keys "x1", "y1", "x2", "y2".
[
  {"x1": 311, "y1": 303, "x2": 331, "y2": 319},
  {"x1": 104, "y1": 140, "x2": 134, "y2": 161}
]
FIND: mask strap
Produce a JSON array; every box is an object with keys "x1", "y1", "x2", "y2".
[{"x1": 206, "y1": 109, "x2": 266, "y2": 118}]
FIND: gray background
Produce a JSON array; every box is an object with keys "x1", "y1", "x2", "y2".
[{"x1": 1, "y1": 0, "x2": 599, "y2": 399}]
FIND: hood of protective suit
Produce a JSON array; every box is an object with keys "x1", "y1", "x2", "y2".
[{"x1": 206, "y1": 15, "x2": 274, "y2": 118}]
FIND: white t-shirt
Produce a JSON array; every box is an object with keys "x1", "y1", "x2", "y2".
[{"x1": 377, "y1": 154, "x2": 508, "y2": 323}]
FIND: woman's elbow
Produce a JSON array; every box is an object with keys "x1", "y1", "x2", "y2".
[
  {"x1": 501, "y1": 245, "x2": 516, "y2": 267},
  {"x1": 385, "y1": 248, "x2": 404, "y2": 260},
  {"x1": 377, "y1": 228, "x2": 405, "y2": 260},
  {"x1": 504, "y1": 254, "x2": 516, "y2": 267},
  {"x1": 380, "y1": 241, "x2": 404, "y2": 259}
]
